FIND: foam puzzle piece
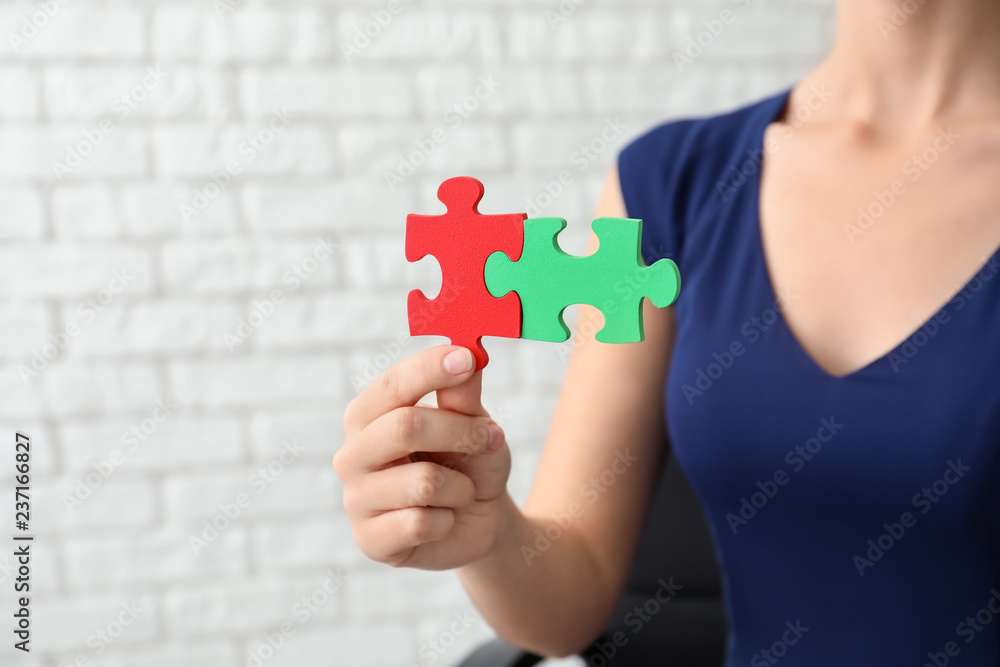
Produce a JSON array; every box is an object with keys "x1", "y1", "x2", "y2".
[
  {"x1": 484, "y1": 217, "x2": 681, "y2": 343},
  {"x1": 406, "y1": 177, "x2": 526, "y2": 370}
]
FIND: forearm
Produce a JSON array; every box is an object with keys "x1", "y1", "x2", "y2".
[{"x1": 456, "y1": 492, "x2": 617, "y2": 657}]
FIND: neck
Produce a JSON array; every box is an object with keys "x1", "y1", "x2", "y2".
[{"x1": 807, "y1": 0, "x2": 1000, "y2": 131}]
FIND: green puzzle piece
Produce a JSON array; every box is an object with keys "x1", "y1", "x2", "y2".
[{"x1": 484, "y1": 217, "x2": 681, "y2": 343}]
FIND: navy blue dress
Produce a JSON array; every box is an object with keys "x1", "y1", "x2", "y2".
[{"x1": 618, "y1": 89, "x2": 1000, "y2": 665}]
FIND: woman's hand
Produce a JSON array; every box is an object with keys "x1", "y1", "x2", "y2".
[{"x1": 334, "y1": 345, "x2": 512, "y2": 570}]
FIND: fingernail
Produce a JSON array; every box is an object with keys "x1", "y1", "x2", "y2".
[
  {"x1": 444, "y1": 349, "x2": 474, "y2": 375},
  {"x1": 486, "y1": 424, "x2": 504, "y2": 452}
]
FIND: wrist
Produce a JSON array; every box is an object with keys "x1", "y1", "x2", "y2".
[{"x1": 463, "y1": 492, "x2": 525, "y2": 572}]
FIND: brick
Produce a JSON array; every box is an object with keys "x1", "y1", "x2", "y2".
[
  {"x1": 59, "y1": 299, "x2": 244, "y2": 356},
  {"x1": 1, "y1": 6, "x2": 144, "y2": 58},
  {"x1": 337, "y1": 10, "x2": 502, "y2": 60},
  {"x1": 253, "y1": 294, "x2": 407, "y2": 348},
  {"x1": 169, "y1": 356, "x2": 345, "y2": 408},
  {"x1": 152, "y1": 124, "x2": 332, "y2": 177},
  {"x1": 349, "y1": 569, "x2": 469, "y2": 616},
  {"x1": 250, "y1": 409, "x2": 348, "y2": 462},
  {"x1": 0, "y1": 67, "x2": 39, "y2": 118},
  {"x1": 0, "y1": 303, "x2": 51, "y2": 360},
  {"x1": 99, "y1": 642, "x2": 237, "y2": 667},
  {"x1": 416, "y1": 67, "x2": 580, "y2": 116},
  {"x1": 509, "y1": 11, "x2": 669, "y2": 60},
  {"x1": 0, "y1": 185, "x2": 45, "y2": 238},
  {"x1": 0, "y1": 368, "x2": 45, "y2": 417},
  {"x1": 152, "y1": 7, "x2": 335, "y2": 61},
  {"x1": 670, "y1": 7, "x2": 831, "y2": 60},
  {"x1": 458, "y1": 175, "x2": 592, "y2": 228},
  {"x1": 36, "y1": 477, "x2": 156, "y2": 532},
  {"x1": 340, "y1": 122, "x2": 505, "y2": 176},
  {"x1": 161, "y1": 238, "x2": 337, "y2": 293},
  {"x1": 583, "y1": 68, "x2": 692, "y2": 114},
  {"x1": 242, "y1": 180, "x2": 411, "y2": 233},
  {"x1": 164, "y1": 572, "x2": 344, "y2": 637},
  {"x1": 45, "y1": 66, "x2": 234, "y2": 120},
  {"x1": 59, "y1": 417, "x2": 243, "y2": 472},
  {"x1": 0, "y1": 243, "x2": 153, "y2": 298},
  {"x1": 41, "y1": 363, "x2": 162, "y2": 419},
  {"x1": 32, "y1": 595, "x2": 157, "y2": 654},
  {"x1": 64, "y1": 528, "x2": 248, "y2": 589},
  {"x1": 240, "y1": 69, "x2": 413, "y2": 118},
  {"x1": 163, "y1": 467, "x2": 340, "y2": 522},
  {"x1": 50, "y1": 183, "x2": 239, "y2": 238},
  {"x1": 341, "y1": 234, "x2": 438, "y2": 289},
  {"x1": 122, "y1": 183, "x2": 239, "y2": 236},
  {"x1": 0, "y1": 126, "x2": 148, "y2": 179},
  {"x1": 512, "y1": 119, "x2": 630, "y2": 171},
  {"x1": 53, "y1": 184, "x2": 123, "y2": 238},
  {"x1": 252, "y1": 517, "x2": 365, "y2": 571}
]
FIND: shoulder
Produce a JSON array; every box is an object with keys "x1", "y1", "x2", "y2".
[
  {"x1": 617, "y1": 90, "x2": 788, "y2": 264},
  {"x1": 619, "y1": 91, "x2": 787, "y2": 215}
]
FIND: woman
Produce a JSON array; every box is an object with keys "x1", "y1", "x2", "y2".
[{"x1": 334, "y1": 1, "x2": 1000, "y2": 663}]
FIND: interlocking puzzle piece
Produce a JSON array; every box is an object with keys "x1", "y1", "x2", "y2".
[
  {"x1": 484, "y1": 217, "x2": 680, "y2": 343},
  {"x1": 406, "y1": 177, "x2": 526, "y2": 370}
]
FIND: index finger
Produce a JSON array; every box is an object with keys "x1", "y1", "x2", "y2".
[{"x1": 344, "y1": 346, "x2": 477, "y2": 433}]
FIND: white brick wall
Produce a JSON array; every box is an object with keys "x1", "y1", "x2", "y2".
[{"x1": 0, "y1": 1, "x2": 834, "y2": 665}]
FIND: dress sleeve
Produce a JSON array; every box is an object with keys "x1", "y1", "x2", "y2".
[{"x1": 617, "y1": 119, "x2": 696, "y2": 269}]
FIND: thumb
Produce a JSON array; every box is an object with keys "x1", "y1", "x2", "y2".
[{"x1": 436, "y1": 370, "x2": 488, "y2": 418}]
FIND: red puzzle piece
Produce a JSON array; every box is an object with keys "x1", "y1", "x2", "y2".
[{"x1": 406, "y1": 177, "x2": 525, "y2": 370}]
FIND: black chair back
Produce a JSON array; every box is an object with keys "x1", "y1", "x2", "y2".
[
  {"x1": 457, "y1": 450, "x2": 728, "y2": 667},
  {"x1": 580, "y1": 451, "x2": 727, "y2": 665}
]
